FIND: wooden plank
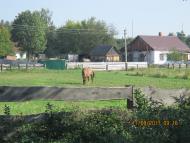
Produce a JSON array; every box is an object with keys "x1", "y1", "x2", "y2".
[{"x1": 0, "y1": 86, "x2": 133, "y2": 102}]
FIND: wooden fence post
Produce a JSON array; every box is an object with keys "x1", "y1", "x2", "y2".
[
  {"x1": 9, "y1": 64, "x2": 11, "y2": 70},
  {"x1": 172, "y1": 64, "x2": 174, "y2": 69},
  {"x1": 106, "y1": 63, "x2": 108, "y2": 71},
  {"x1": 26, "y1": 63, "x2": 28, "y2": 70},
  {"x1": 127, "y1": 86, "x2": 134, "y2": 109},
  {"x1": 125, "y1": 62, "x2": 128, "y2": 71},
  {"x1": 137, "y1": 64, "x2": 138, "y2": 69},
  {"x1": 167, "y1": 63, "x2": 169, "y2": 69},
  {"x1": 0, "y1": 64, "x2": 2, "y2": 72},
  {"x1": 127, "y1": 99, "x2": 133, "y2": 109},
  {"x1": 18, "y1": 64, "x2": 20, "y2": 70},
  {"x1": 179, "y1": 64, "x2": 181, "y2": 69},
  {"x1": 186, "y1": 64, "x2": 188, "y2": 69},
  {"x1": 65, "y1": 63, "x2": 68, "y2": 70}
]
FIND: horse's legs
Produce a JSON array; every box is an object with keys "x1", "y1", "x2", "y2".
[
  {"x1": 83, "y1": 76, "x2": 86, "y2": 85},
  {"x1": 91, "y1": 75, "x2": 94, "y2": 83},
  {"x1": 83, "y1": 79, "x2": 86, "y2": 85},
  {"x1": 87, "y1": 76, "x2": 90, "y2": 82},
  {"x1": 91, "y1": 72, "x2": 95, "y2": 83}
]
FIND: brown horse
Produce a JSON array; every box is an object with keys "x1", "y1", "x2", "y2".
[{"x1": 82, "y1": 67, "x2": 95, "y2": 85}]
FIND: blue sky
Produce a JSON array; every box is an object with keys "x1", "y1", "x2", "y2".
[{"x1": 0, "y1": 0, "x2": 190, "y2": 38}]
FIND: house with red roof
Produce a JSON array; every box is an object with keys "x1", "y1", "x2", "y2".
[{"x1": 126, "y1": 32, "x2": 190, "y2": 64}]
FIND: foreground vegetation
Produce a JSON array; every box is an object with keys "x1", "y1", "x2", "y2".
[
  {"x1": 0, "y1": 68, "x2": 190, "y2": 88},
  {"x1": 0, "y1": 89, "x2": 189, "y2": 143}
]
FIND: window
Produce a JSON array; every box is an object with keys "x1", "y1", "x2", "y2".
[{"x1": 159, "y1": 54, "x2": 164, "y2": 61}]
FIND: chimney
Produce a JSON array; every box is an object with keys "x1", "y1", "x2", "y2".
[{"x1": 159, "y1": 32, "x2": 162, "y2": 36}]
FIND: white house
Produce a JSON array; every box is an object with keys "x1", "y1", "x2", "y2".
[{"x1": 126, "y1": 33, "x2": 190, "y2": 64}]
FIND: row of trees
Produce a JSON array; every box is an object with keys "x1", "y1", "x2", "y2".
[
  {"x1": 11, "y1": 9, "x2": 52, "y2": 60},
  {"x1": 1, "y1": 8, "x2": 190, "y2": 60},
  {"x1": 45, "y1": 17, "x2": 117, "y2": 57},
  {"x1": 0, "y1": 9, "x2": 51, "y2": 59},
  {"x1": 0, "y1": 9, "x2": 117, "y2": 60}
]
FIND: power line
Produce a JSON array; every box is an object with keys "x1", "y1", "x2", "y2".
[
  {"x1": 11, "y1": 24, "x2": 110, "y2": 32},
  {"x1": 1, "y1": 23, "x2": 129, "y2": 37},
  {"x1": 9, "y1": 25, "x2": 116, "y2": 36}
]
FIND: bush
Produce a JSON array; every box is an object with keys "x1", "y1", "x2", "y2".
[
  {"x1": 2, "y1": 90, "x2": 190, "y2": 143},
  {"x1": 3, "y1": 104, "x2": 10, "y2": 115},
  {"x1": 130, "y1": 89, "x2": 190, "y2": 143},
  {"x1": 175, "y1": 73, "x2": 189, "y2": 80}
]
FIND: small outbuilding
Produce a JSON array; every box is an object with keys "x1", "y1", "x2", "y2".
[{"x1": 90, "y1": 45, "x2": 120, "y2": 62}]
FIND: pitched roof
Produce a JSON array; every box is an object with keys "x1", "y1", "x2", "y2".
[
  {"x1": 90, "y1": 45, "x2": 114, "y2": 56},
  {"x1": 139, "y1": 35, "x2": 190, "y2": 52}
]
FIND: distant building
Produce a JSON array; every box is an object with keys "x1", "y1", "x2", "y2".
[
  {"x1": 13, "y1": 47, "x2": 27, "y2": 60},
  {"x1": 5, "y1": 55, "x2": 17, "y2": 60},
  {"x1": 65, "y1": 54, "x2": 78, "y2": 62},
  {"x1": 123, "y1": 33, "x2": 190, "y2": 64},
  {"x1": 90, "y1": 45, "x2": 120, "y2": 62}
]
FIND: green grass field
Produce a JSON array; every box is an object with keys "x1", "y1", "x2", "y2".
[
  {"x1": 0, "y1": 99, "x2": 127, "y2": 115},
  {"x1": 0, "y1": 68, "x2": 190, "y2": 89},
  {"x1": 0, "y1": 68, "x2": 190, "y2": 115}
]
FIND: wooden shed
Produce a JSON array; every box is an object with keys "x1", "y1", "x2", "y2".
[{"x1": 90, "y1": 45, "x2": 120, "y2": 62}]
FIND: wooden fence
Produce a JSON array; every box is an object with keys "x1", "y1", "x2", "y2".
[
  {"x1": 1, "y1": 62, "x2": 189, "y2": 72},
  {"x1": 0, "y1": 86, "x2": 134, "y2": 109},
  {"x1": 149, "y1": 63, "x2": 190, "y2": 69},
  {"x1": 0, "y1": 63, "x2": 45, "y2": 71},
  {"x1": 67, "y1": 62, "x2": 148, "y2": 71}
]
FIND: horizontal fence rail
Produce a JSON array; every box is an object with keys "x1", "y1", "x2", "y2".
[
  {"x1": 0, "y1": 86, "x2": 134, "y2": 109},
  {"x1": 67, "y1": 62, "x2": 148, "y2": 71},
  {"x1": 0, "y1": 63, "x2": 45, "y2": 71},
  {"x1": 0, "y1": 86, "x2": 133, "y2": 101},
  {"x1": 149, "y1": 63, "x2": 190, "y2": 69}
]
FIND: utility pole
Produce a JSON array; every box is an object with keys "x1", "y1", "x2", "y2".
[
  {"x1": 124, "y1": 29, "x2": 127, "y2": 62},
  {"x1": 132, "y1": 19, "x2": 134, "y2": 38}
]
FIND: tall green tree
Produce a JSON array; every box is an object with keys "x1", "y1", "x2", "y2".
[
  {"x1": 47, "y1": 17, "x2": 117, "y2": 57},
  {"x1": 177, "y1": 30, "x2": 186, "y2": 43},
  {"x1": 78, "y1": 17, "x2": 117, "y2": 53},
  {"x1": 0, "y1": 20, "x2": 12, "y2": 32},
  {"x1": 0, "y1": 26, "x2": 13, "y2": 57},
  {"x1": 11, "y1": 10, "x2": 47, "y2": 60},
  {"x1": 186, "y1": 36, "x2": 190, "y2": 48},
  {"x1": 167, "y1": 49, "x2": 187, "y2": 62},
  {"x1": 38, "y1": 9, "x2": 57, "y2": 57},
  {"x1": 45, "y1": 26, "x2": 59, "y2": 57},
  {"x1": 177, "y1": 31, "x2": 190, "y2": 48},
  {"x1": 39, "y1": 8, "x2": 53, "y2": 27},
  {"x1": 116, "y1": 38, "x2": 133, "y2": 50}
]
